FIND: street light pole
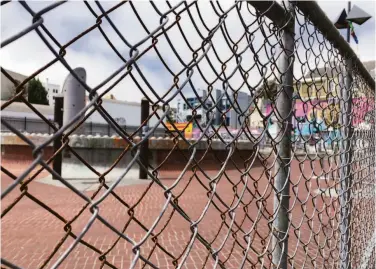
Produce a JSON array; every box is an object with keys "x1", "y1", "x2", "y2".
[{"x1": 347, "y1": 2, "x2": 351, "y2": 43}]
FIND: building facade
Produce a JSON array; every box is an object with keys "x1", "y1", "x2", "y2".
[
  {"x1": 1, "y1": 69, "x2": 28, "y2": 101},
  {"x1": 1, "y1": 69, "x2": 61, "y2": 106},
  {"x1": 175, "y1": 89, "x2": 252, "y2": 130},
  {"x1": 42, "y1": 79, "x2": 61, "y2": 106}
]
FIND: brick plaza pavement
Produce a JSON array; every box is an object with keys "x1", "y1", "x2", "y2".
[{"x1": 2, "y1": 158, "x2": 340, "y2": 269}]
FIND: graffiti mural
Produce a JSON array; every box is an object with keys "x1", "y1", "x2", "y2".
[
  {"x1": 264, "y1": 97, "x2": 374, "y2": 149},
  {"x1": 266, "y1": 97, "x2": 374, "y2": 135}
]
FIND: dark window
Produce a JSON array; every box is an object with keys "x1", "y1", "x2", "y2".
[
  {"x1": 187, "y1": 97, "x2": 197, "y2": 108},
  {"x1": 187, "y1": 114, "x2": 202, "y2": 121},
  {"x1": 226, "y1": 117, "x2": 230, "y2": 126}
]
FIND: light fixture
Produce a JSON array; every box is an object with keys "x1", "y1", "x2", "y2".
[
  {"x1": 334, "y1": 8, "x2": 348, "y2": 29},
  {"x1": 346, "y1": 4, "x2": 372, "y2": 25}
]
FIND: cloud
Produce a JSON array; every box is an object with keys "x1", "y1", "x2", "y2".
[{"x1": 1, "y1": 0, "x2": 375, "y2": 107}]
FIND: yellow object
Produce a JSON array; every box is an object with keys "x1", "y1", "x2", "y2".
[
  {"x1": 103, "y1": 94, "x2": 116, "y2": 100},
  {"x1": 165, "y1": 122, "x2": 193, "y2": 138}
]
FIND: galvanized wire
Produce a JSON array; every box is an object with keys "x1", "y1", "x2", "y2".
[{"x1": 1, "y1": 1, "x2": 375, "y2": 269}]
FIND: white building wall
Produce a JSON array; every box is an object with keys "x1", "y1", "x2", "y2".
[
  {"x1": 2, "y1": 99, "x2": 166, "y2": 128},
  {"x1": 42, "y1": 80, "x2": 60, "y2": 106},
  {"x1": 85, "y1": 99, "x2": 166, "y2": 127}
]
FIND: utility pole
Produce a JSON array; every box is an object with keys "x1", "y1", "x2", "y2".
[{"x1": 347, "y1": 2, "x2": 351, "y2": 43}]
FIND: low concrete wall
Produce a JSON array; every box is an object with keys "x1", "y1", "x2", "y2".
[
  {"x1": 1, "y1": 132, "x2": 255, "y2": 150},
  {"x1": 1, "y1": 133, "x2": 259, "y2": 176}
]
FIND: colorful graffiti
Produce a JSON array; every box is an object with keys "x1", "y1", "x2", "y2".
[
  {"x1": 266, "y1": 97, "x2": 374, "y2": 134},
  {"x1": 264, "y1": 97, "x2": 374, "y2": 147}
]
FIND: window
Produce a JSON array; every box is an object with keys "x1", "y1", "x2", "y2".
[
  {"x1": 225, "y1": 117, "x2": 230, "y2": 126},
  {"x1": 187, "y1": 97, "x2": 198, "y2": 108},
  {"x1": 183, "y1": 104, "x2": 187, "y2": 110}
]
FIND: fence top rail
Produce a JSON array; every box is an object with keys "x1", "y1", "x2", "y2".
[
  {"x1": 248, "y1": 1, "x2": 293, "y2": 29},
  {"x1": 248, "y1": 1, "x2": 375, "y2": 90}
]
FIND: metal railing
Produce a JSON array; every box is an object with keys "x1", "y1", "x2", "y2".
[{"x1": 1, "y1": 1, "x2": 375, "y2": 269}]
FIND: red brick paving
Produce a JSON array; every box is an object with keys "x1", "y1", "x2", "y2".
[{"x1": 2, "y1": 158, "x2": 342, "y2": 269}]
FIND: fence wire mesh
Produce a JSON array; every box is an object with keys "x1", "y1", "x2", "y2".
[{"x1": 1, "y1": 1, "x2": 375, "y2": 269}]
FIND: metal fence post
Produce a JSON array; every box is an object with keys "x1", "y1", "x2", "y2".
[
  {"x1": 139, "y1": 98, "x2": 149, "y2": 179},
  {"x1": 53, "y1": 96, "x2": 64, "y2": 179},
  {"x1": 272, "y1": 3, "x2": 295, "y2": 268},
  {"x1": 24, "y1": 116, "x2": 27, "y2": 132},
  {"x1": 339, "y1": 3, "x2": 354, "y2": 267},
  {"x1": 338, "y1": 57, "x2": 354, "y2": 269}
]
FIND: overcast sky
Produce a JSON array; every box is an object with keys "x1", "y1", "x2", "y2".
[{"x1": 1, "y1": 1, "x2": 375, "y2": 103}]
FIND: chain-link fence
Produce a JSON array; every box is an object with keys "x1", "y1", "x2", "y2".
[{"x1": 1, "y1": 1, "x2": 375, "y2": 269}]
